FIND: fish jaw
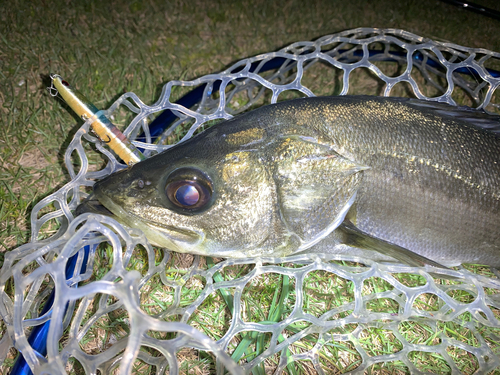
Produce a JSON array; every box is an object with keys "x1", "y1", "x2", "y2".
[
  {"x1": 92, "y1": 175, "x2": 207, "y2": 254},
  {"x1": 91, "y1": 185, "x2": 269, "y2": 258}
]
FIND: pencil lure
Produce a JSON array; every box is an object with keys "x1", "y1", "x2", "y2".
[{"x1": 49, "y1": 74, "x2": 146, "y2": 166}]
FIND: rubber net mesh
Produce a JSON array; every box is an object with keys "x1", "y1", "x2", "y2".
[{"x1": 1, "y1": 28, "x2": 500, "y2": 374}]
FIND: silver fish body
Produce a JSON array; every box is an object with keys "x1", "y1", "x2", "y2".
[{"x1": 84, "y1": 96, "x2": 500, "y2": 266}]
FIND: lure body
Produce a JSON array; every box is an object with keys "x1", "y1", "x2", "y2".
[{"x1": 50, "y1": 74, "x2": 145, "y2": 165}]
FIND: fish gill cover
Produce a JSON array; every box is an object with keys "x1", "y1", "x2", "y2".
[{"x1": 1, "y1": 28, "x2": 500, "y2": 374}]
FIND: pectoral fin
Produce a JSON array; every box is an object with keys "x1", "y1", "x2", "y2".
[
  {"x1": 269, "y1": 136, "x2": 368, "y2": 249},
  {"x1": 339, "y1": 220, "x2": 448, "y2": 269}
]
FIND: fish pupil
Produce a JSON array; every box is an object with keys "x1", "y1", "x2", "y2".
[{"x1": 175, "y1": 184, "x2": 199, "y2": 206}]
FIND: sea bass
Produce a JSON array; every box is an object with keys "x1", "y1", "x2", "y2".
[{"x1": 78, "y1": 96, "x2": 500, "y2": 267}]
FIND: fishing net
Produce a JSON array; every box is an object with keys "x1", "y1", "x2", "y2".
[{"x1": 2, "y1": 27, "x2": 500, "y2": 374}]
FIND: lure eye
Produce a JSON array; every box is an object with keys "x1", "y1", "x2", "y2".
[
  {"x1": 165, "y1": 168, "x2": 213, "y2": 211},
  {"x1": 61, "y1": 80, "x2": 70, "y2": 87}
]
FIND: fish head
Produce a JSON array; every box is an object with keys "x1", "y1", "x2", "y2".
[
  {"x1": 91, "y1": 125, "x2": 291, "y2": 258},
  {"x1": 87, "y1": 119, "x2": 366, "y2": 258}
]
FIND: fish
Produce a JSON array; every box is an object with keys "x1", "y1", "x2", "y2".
[{"x1": 77, "y1": 96, "x2": 500, "y2": 267}]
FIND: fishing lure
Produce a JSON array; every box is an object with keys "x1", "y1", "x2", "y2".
[{"x1": 48, "y1": 74, "x2": 146, "y2": 165}]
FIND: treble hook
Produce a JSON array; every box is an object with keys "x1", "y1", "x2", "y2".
[{"x1": 47, "y1": 74, "x2": 59, "y2": 97}]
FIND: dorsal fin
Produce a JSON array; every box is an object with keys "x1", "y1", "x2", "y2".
[{"x1": 407, "y1": 98, "x2": 500, "y2": 135}]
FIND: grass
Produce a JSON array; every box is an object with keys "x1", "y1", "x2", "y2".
[{"x1": 2, "y1": 0, "x2": 500, "y2": 373}]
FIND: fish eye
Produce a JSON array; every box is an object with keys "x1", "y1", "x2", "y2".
[{"x1": 165, "y1": 168, "x2": 213, "y2": 211}]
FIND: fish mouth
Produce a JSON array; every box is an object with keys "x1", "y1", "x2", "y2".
[
  {"x1": 76, "y1": 194, "x2": 116, "y2": 217},
  {"x1": 76, "y1": 190, "x2": 205, "y2": 253}
]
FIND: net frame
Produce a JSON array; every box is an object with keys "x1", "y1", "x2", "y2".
[{"x1": 1, "y1": 27, "x2": 500, "y2": 374}]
